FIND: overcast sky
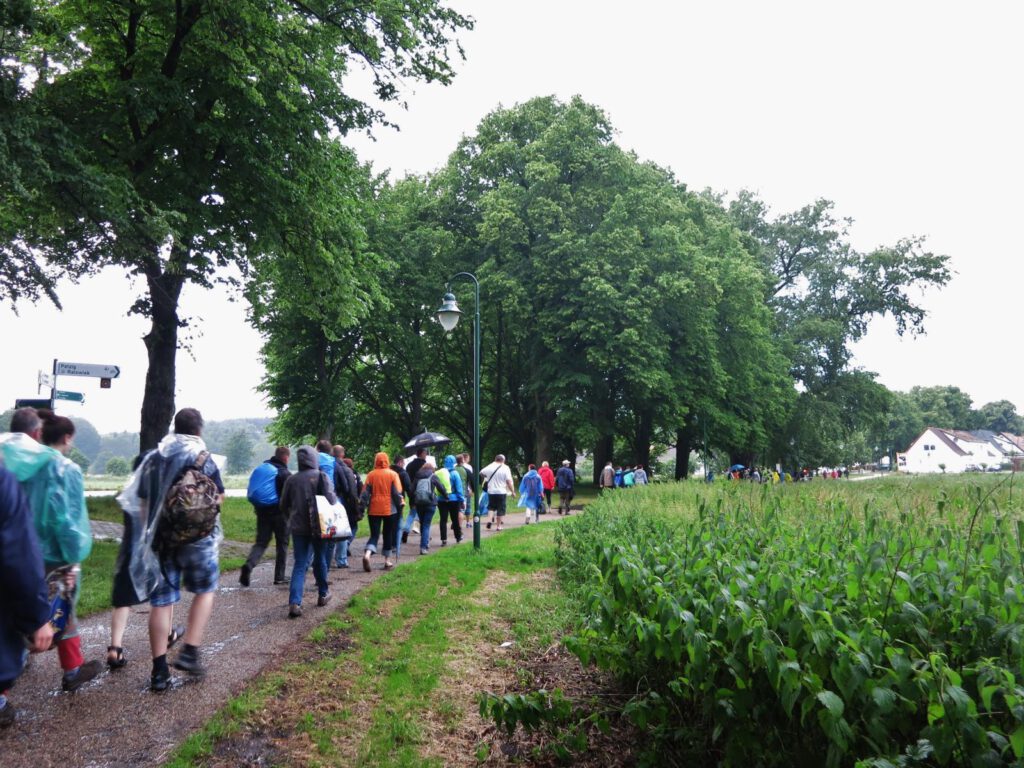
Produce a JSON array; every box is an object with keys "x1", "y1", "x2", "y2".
[{"x1": 2, "y1": 0, "x2": 1021, "y2": 434}]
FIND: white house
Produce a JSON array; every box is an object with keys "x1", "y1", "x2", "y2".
[{"x1": 903, "y1": 427, "x2": 1022, "y2": 473}]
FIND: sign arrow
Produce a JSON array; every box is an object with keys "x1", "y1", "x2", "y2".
[
  {"x1": 54, "y1": 390, "x2": 85, "y2": 403},
  {"x1": 55, "y1": 362, "x2": 121, "y2": 378}
]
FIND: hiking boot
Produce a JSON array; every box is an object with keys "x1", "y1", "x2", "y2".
[
  {"x1": 288, "y1": 604, "x2": 303, "y2": 619},
  {"x1": 0, "y1": 700, "x2": 16, "y2": 728},
  {"x1": 62, "y1": 660, "x2": 103, "y2": 692},
  {"x1": 362, "y1": 550, "x2": 372, "y2": 572},
  {"x1": 150, "y1": 666, "x2": 171, "y2": 693},
  {"x1": 239, "y1": 563, "x2": 252, "y2": 587},
  {"x1": 317, "y1": 593, "x2": 331, "y2": 607},
  {"x1": 173, "y1": 646, "x2": 206, "y2": 678}
]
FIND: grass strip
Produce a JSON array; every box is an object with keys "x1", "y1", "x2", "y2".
[{"x1": 167, "y1": 521, "x2": 570, "y2": 767}]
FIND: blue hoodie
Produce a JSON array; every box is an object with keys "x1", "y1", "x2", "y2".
[{"x1": 442, "y1": 455, "x2": 465, "y2": 503}]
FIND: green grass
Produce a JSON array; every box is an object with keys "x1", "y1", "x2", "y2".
[
  {"x1": 87, "y1": 496, "x2": 257, "y2": 542},
  {"x1": 168, "y1": 522, "x2": 574, "y2": 767}
]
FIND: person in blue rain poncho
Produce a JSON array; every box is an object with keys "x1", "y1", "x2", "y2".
[{"x1": 517, "y1": 464, "x2": 544, "y2": 525}]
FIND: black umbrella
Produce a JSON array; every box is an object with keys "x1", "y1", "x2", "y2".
[{"x1": 403, "y1": 431, "x2": 452, "y2": 456}]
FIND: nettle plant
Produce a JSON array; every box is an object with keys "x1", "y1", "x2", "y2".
[{"x1": 550, "y1": 481, "x2": 1024, "y2": 767}]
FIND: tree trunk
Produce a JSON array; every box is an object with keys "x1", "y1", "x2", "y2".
[
  {"x1": 533, "y1": 408, "x2": 556, "y2": 464},
  {"x1": 593, "y1": 433, "x2": 613, "y2": 485},
  {"x1": 635, "y1": 407, "x2": 653, "y2": 469},
  {"x1": 139, "y1": 271, "x2": 185, "y2": 453},
  {"x1": 675, "y1": 426, "x2": 693, "y2": 480}
]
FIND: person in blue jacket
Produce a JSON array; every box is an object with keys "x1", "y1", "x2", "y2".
[
  {"x1": 240, "y1": 446, "x2": 292, "y2": 587},
  {"x1": 0, "y1": 465, "x2": 54, "y2": 727}
]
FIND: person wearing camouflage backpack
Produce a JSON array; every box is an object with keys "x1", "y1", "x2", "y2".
[{"x1": 121, "y1": 408, "x2": 224, "y2": 692}]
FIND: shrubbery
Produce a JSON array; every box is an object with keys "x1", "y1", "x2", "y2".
[{"x1": 551, "y1": 479, "x2": 1024, "y2": 766}]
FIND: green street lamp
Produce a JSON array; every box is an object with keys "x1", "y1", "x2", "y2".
[{"x1": 436, "y1": 273, "x2": 481, "y2": 549}]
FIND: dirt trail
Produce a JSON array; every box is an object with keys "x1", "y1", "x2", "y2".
[{"x1": 0, "y1": 509, "x2": 570, "y2": 767}]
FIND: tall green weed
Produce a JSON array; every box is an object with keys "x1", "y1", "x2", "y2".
[{"x1": 554, "y1": 478, "x2": 1024, "y2": 767}]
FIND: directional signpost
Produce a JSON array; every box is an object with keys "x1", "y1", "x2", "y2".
[
  {"x1": 55, "y1": 362, "x2": 121, "y2": 379},
  {"x1": 13, "y1": 360, "x2": 120, "y2": 412}
]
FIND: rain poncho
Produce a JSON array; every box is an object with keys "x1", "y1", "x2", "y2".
[
  {"x1": 117, "y1": 433, "x2": 218, "y2": 603},
  {"x1": 517, "y1": 468, "x2": 544, "y2": 511},
  {"x1": 442, "y1": 455, "x2": 465, "y2": 503},
  {"x1": 0, "y1": 432, "x2": 92, "y2": 565}
]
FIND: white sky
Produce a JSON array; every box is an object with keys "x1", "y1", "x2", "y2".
[{"x1": 2, "y1": 0, "x2": 1021, "y2": 433}]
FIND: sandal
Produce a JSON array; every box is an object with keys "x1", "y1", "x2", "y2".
[
  {"x1": 167, "y1": 625, "x2": 186, "y2": 649},
  {"x1": 106, "y1": 646, "x2": 127, "y2": 670}
]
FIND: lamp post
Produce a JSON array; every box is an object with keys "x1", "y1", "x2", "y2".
[{"x1": 436, "y1": 272, "x2": 481, "y2": 550}]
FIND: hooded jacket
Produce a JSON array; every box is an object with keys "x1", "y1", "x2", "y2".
[
  {"x1": 361, "y1": 452, "x2": 404, "y2": 517},
  {"x1": 0, "y1": 465, "x2": 50, "y2": 686},
  {"x1": 117, "y1": 432, "x2": 223, "y2": 603},
  {"x1": 441, "y1": 455, "x2": 465, "y2": 503},
  {"x1": 518, "y1": 468, "x2": 544, "y2": 509},
  {"x1": 0, "y1": 432, "x2": 92, "y2": 566},
  {"x1": 280, "y1": 446, "x2": 336, "y2": 536}
]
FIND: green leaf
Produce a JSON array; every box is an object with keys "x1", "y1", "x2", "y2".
[{"x1": 817, "y1": 690, "x2": 844, "y2": 718}]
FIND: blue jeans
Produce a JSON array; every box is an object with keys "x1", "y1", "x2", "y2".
[
  {"x1": 365, "y1": 513, "x2": 399, "y2": 557},
  {"x1": 416, "y1": 505, "x2": 436, "y2": 550},
  {"x1": 289, "y1": 534, "x2": 328, "y2": 606}
]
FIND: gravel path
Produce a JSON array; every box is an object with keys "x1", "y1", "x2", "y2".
[{"x1": 0, "y1": 509, "x2": 573, "y2": 766}]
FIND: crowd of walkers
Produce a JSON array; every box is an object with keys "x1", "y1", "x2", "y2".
[{"x1": 0, "y1": 404, "x2": 586, "y2": 724}]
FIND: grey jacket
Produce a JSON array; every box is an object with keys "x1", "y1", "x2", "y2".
[{"x1": 280, "y1": 446, "x2": 336, "y2": 536}]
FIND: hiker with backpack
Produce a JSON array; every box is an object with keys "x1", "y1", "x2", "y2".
[
  {"x1": 119, "y1": 408, "x2": 224, "y2": 692},
  {"x1": 330, "y1": 446, "x2": 362, "y2": 569},
  {"x1": 517, "y1": 464, "x2": 544, "y2": 525},
  {"x1": 282, "y1": 446, "x2": 338, "y2": 619},
  {"x1": 239, "y1": 446, "x2": 292, "y2": 587},
  {"x1": 436, "y1": 455, "x2": 465, "y2": 546},
  {"x1": 411, "y1": 457, "x2": 445, "y2": 554}
]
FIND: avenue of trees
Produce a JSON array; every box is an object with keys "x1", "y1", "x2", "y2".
[
  {"x1": 253, "y1": 95, "x2": 958, "y2": 478},
  {"x1": 4, "y1": 4, "x2": 1015, "y2": 476}
]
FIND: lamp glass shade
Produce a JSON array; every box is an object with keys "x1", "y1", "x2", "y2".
[{"x1": 436, "y1": 292, "x2": 462, "y2": 331}]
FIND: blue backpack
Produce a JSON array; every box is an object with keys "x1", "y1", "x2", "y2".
[{"x1": 247, "y1": 462, "x2": 279, "y2": 506}]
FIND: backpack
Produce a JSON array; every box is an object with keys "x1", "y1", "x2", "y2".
[
  {"x1": 247, "y1": 462, "x2": 279, "y2": 506},
  {"x1": 158, "y1": 452, "x2": 220, "y2": 548},
  {"x1": 414, "y1": 476, "x2": 435, "y2": 506}
]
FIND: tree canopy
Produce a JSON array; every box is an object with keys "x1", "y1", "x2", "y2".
[{"x1": 1, "y1": 0, "x2": 472, "y2": 451}]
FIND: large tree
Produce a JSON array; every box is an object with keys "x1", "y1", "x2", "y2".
[
  {"x1": 729, "y1": 192, "x2": 951, "y2": 466},
  {"x1": 1, "y1": 0, "x2": 471, "y2": 451}
]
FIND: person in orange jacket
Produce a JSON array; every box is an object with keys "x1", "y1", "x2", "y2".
[{"x1": 359, "y1": 452, "x2": 404, "y2": 571}]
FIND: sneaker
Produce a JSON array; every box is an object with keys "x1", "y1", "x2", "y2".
[
  {"x1": 412, "y1": 525, "x2": 420, "y2": 535},
  {"x1": 336, "y1": 563, "x2": 349, "y2": 569},
  {"x1": 496, "y1": 526, "x2": 503, "y2": 532},
  {"x1": 362, "y1": 550, "x2": 372, "y2": 572},
  {"x1": 61, "y1": 660, "x2": 103, "y2": 692},
  {"x1": 150, "y1": 666, "x2": 171, "y2": 693},
  {"x1": 440, "y1": 540, "x2": 447, "y2": 547},
  {"x1": 173, "y1": 647, "x2": 206, "y2": 678},
  {"x1": 274, "y1": 578, "x2": 288, "y2": 585},
  {"x1": 288, "y1": 604, "x2": 303, "y2": 619},
  {"x1": 0, "y1": 700, "x2": 16, "y2": 728},
  {"x1": 383, "y1": 559, "x2": 395, "y2": 570},
  {"x1": 317, "y1": 593, "x2": 331, "y2": 607},
  {"x1": 420, "y1": 548, "x2": 429, "y2": 555},
  {"x1": 486, "y1": 521, "x2": 492, "y2": 530},
  {"x1": 239, "y1": 564, "x2": 252, "y2": 587},
  {"x1": 401, "y1": 531, "x2": 409, "y2": 544}
]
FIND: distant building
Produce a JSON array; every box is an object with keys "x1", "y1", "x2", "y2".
[{"x1": 903, "y1": 427, "x2": 1024, "y2": 473}]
